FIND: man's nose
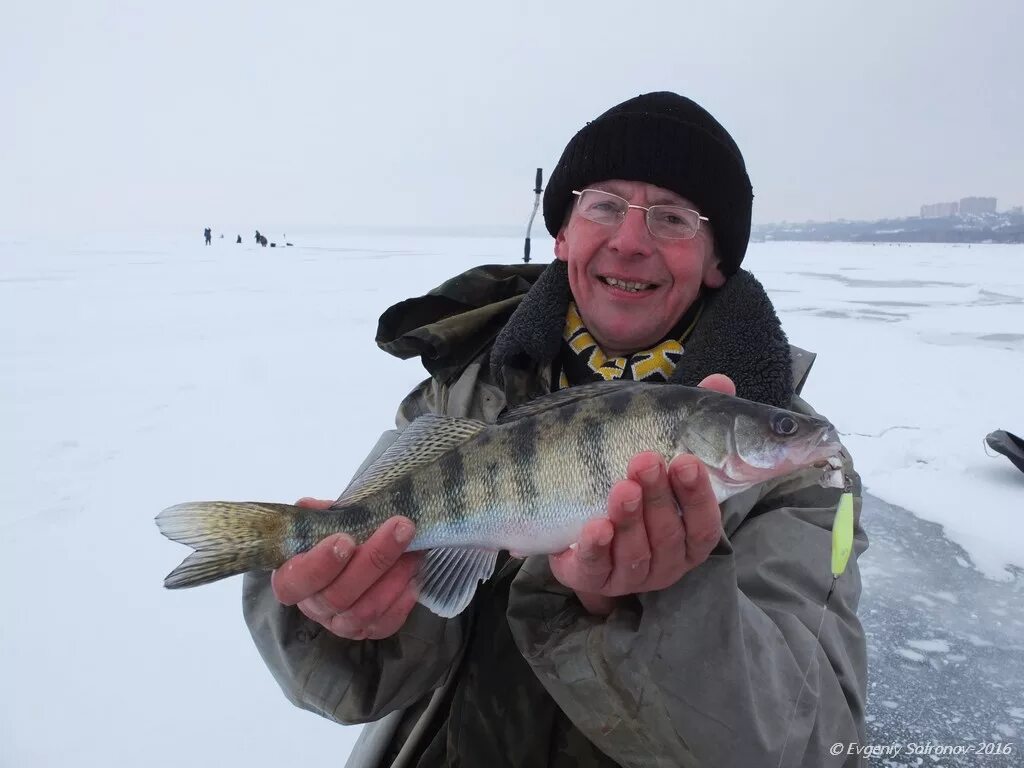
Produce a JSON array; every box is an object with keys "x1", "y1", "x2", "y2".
[{"x1": 608, "y1": 206, "x2": 655, "y2": 255}]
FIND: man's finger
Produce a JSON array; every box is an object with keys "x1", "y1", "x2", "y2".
[
  {"x1": 315, "y1": 517, "x2": 416, "y2": 613},
  {"x1": 628, "y1": 452, "x2": 677, "y2": 519},
  {"x1": 550, "y1": 517, "x2": 613, "y2": 593},
  {"x1": 331, "y1": 551, "x2": 421, "y2": 629},
  {"x1": 364, "y1": 585, "x2": 421, "y2": 640},
  {"x1": 605, "y1": 476, "x2": 651, "y2": 591},
  {"x1": 697, "y1": 374, "x2": 736, "y2": 396},
  {"x1": 297, "y1": 598, "x2": 333, "y2": 626},
  {"x1": 668, "y1": 455, "x2": 723, "y2": 566},
  {"x1": 271, "y1": 533, "x2": 356, "y2": 605},
  {"x1": 295, "y1": 497, "x2": 335, "y2": 510}
]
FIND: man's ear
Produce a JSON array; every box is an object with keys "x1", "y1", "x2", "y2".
[
  {"x1": 554, "y1": 225, "x2": 569, "y2": 262},
  {"x1": 702, "y1": 258, "x2": 727, "y2": 288}
]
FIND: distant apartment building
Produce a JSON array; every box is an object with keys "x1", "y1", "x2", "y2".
[
  {"x1": 920, "y1": 201, "x2": 958, "y2": 218},
  {"x1": 959, "y1": 196, "x2": 997, "y2": 214}
]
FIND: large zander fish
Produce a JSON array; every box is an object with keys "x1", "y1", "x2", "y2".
[{"x1": 157, "y1": 381, "x2": 843, "y2": 617}]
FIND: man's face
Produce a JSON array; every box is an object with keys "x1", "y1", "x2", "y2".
[{"x1": 554, "y1": 179, "x2": 726, "y2": 357}]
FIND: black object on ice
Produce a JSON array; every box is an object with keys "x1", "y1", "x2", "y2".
[
  {"x1": 985, "y1": 430, "x2": 1024, "y2": 474},
  {"x1": 523, "y1": 168, "x2": 543, "y2": 264}
]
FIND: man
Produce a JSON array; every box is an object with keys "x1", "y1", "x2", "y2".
[{"x1": 243, "y1": 92, "x2": 868, "y2": 767}]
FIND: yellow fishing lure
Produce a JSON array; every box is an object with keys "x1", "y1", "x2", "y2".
[{"x1": 831, "y1": 491, "x2": 855, "y2": 578}]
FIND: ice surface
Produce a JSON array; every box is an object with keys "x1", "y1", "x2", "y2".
[
  {"x1": 3, "y1": 236, "x2": 1023, "y2": 766},
  {"x1": 907, "y1": 639, "x2": 952, "y2": 653}
]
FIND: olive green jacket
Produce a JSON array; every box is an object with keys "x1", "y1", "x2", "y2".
[{"x1": 243, "y1": 262, "x2": 868, "y2": 767}]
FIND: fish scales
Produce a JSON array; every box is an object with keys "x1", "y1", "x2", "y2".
[
  {"x1": 386, "y1": 391, "x2": 677, "y2": 555},
  {"x1": 367, "y1": 412, "x2": 559, "y2": 552},
  {"x1": 367, "y1": 393, "x2": 665, "y2": 553},
  {"x1": 415, "y1": 417, "x2": 563, "y2": 552}
]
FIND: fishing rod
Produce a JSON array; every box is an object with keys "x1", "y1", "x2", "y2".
[{"x1": 523, "y1": 168, "x2": 543, "y2": 263}]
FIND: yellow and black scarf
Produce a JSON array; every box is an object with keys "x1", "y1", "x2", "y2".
[{"x1": 552, "y1": 299, "x2": 703, "y2": 390}]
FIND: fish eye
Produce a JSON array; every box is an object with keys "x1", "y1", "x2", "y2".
[{"x1": 772, "y1": 413, "x2": 799, "y2": 436}]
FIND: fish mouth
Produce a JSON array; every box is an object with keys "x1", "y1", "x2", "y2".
[
  {"x1": 804, "y1": 424, "x2": 844, "y2": 484},
  {"x1": 812, "y1": 454, "x2": 844, "y2": 469},
  {"x1": 815, "y1": 455, "x2": 847, "y2": 489}
]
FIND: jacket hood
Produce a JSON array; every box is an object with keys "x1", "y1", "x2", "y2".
[{"x1": 376, "y1": 264, "x2": 546, "y2": 383}]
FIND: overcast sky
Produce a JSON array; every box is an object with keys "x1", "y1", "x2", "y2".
[{"x1": 2, "y1": 1, "x2": 1021, "y2": 236}]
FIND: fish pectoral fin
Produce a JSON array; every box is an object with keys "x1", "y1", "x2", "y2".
[
  {"x1": 334, "y1": 414, "x2": 488, "y2": 509},
  {"x1": 416, "y1": 547, "x2": 499, "y2": 618}
]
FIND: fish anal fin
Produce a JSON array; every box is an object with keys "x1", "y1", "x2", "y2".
[{"x1": 416, "y1": 547, "x2": 498, "y2": 618}]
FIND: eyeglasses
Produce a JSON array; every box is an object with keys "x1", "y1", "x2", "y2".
[{"x1": 571, "y1": 189, "x2": 709, "y2": 240}]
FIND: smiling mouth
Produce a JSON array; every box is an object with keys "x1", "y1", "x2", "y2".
[{"x1": 599, "y1": 276, "x2": 657, "y2": 293}]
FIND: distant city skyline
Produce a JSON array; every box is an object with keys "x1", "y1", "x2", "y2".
[{"x1": 761, "y1": 195, "x2": 1020, "y2": 226}]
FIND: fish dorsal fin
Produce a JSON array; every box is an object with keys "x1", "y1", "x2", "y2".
[
  {"x1": 417, "y1": 546, "x2": 499, "y2": 618},
  {"x1": 497, "y1": 380, "x2": 651, "y2": 423},
  {"x1": 334, "y1": 414, "x2": 487, "y2": 508}
]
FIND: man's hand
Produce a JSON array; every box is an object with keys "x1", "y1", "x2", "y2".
[
  {"x1": 549, "y1": 374, "x2": 735, "y2": 616},
  {"x1": 270, "y1": 502, "x2": 421, "y2": 640}
]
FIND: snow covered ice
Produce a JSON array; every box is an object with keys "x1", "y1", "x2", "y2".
[{"x1": 2, "y1": 235, "x2": 1023, "y2": 767}]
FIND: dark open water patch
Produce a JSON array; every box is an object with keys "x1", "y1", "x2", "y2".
[
  {"x1": 979, "y1": 333, "x2": 1024, "y2": 343},
  {"x1": 859, "y1": 493, "x2": 1023, "y2": 765}
]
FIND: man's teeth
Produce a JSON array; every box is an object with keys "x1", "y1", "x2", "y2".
[{"x1": 602, "y1": 276, "x2": 654, "y2": 292}]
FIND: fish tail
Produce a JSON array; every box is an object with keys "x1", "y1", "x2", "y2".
[{"x1": 156, "y1": 501, "x2": 303, "y2": 588}]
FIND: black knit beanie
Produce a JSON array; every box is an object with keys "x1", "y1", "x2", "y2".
[{"x1": 543, "y1": 92, "x2": 753, "y2": 276}]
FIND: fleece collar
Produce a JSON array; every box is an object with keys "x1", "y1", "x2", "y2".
[{"x1": 490, "y1": 260, "x2": 794, "y2": 408}]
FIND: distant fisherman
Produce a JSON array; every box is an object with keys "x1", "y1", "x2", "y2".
[{"x1": 240, "y1": 92, "x2": 868, "y2": 767}]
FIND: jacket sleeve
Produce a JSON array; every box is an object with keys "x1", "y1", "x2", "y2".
[
  {"x1": 242, "y1": 378, "x2": 469, "y2": 725},
  {"x1": 507, "y1": 447, "x2": 868, "y2": 767}
]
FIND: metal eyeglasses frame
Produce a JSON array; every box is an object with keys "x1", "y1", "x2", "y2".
[{"x1": 571, "y1": 189, "x2": 709, "y2": 240}]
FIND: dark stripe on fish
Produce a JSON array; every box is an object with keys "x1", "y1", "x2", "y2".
[
  {"x1": 578, "y1": 417, "x2": 610, "y2": 498},
  {"x1": 484, "y1": 460, "x2": 501, "y2": 511},
  {"x1": 555, "y1": 400, "x2": 580, "y2": 425},
  {"x1": 439, "y1": 450, "x2": 467, "y2": 520},
  {"x1": 604, "y1": 389, "x2": 632, "y2": 416},
  {"x1": 391, "y1": 476, "x2": 419, "y2": 523},
  {"x1": 508, "y1": 419, "x2": 539, "y2": 504},
  {"x1": 292, "y1": 513, "x2": 317, "y2": 554},
  {"x1": 651, "y1": 385, "x2": 686, "y2": 414},
  {"x1": 325, "y1": 504, "x2": 377, "y2": 545}
]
